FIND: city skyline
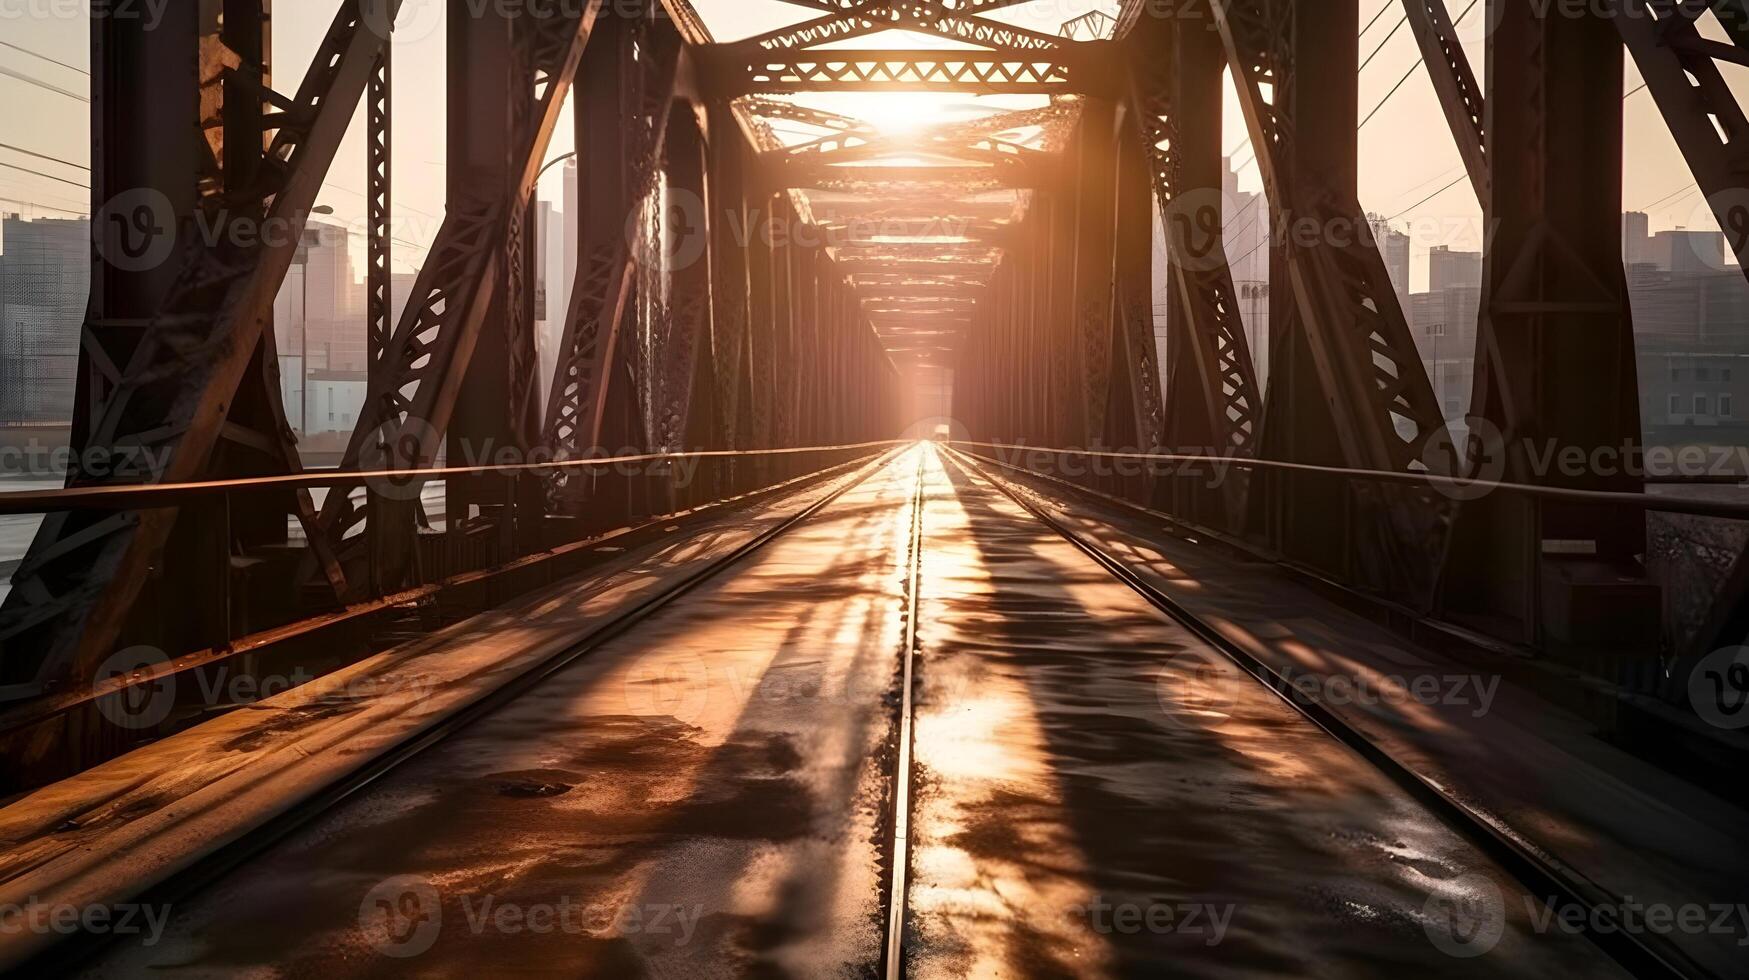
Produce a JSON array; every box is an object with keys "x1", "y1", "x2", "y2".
[{"x1": 4, "y1": 1, "x2": 1747, "y2": 292}]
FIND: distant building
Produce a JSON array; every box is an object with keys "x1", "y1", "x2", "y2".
[
  {"x1": 1652, "y1": 229, "x2": 1727, "y2": 277},
  {"x1": 305, "y1": 370, "x2": 369, "y2": 436},
  {"x1": 273, "y1": 219, "x2": 366, "y2": 435},
  {"x1": 0, "y1": 215, "x2": 86, "y2": 423},
  {"x1": 1428, "y1": 245, "x2": 1482, "y2": 293},
  {"x1": 1630, "y1": 269, "x2": 1749, "y2": 444},
  {"x1": 536, "y1": 199, "x2": 565, "y2": 403},
  {"x1": 1368, "y1": 214, "x2": 1411, "y2": 304},
  {"x1": 1224, "y1": 157, "x2": 1271, "y2": 387},
  {"x1": 1409, "y1": 282, "x2": 1481, "y2": 426},
  {"x1": 1623, "y1": 211, "x2": 1651, "y2": 267}
]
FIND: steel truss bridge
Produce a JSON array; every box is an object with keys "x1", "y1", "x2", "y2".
[{"x1": 0, "y1": 0, "x2": 1747, "y2": 975}]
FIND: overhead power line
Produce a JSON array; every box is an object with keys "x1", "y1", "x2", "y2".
[
  {"x1": 0, "y1": 40, "x2": 87, "y2": 76},
  {"x1": 0, "y1": 63, "x2": 88, "y2": 102},
  {"x1": 0, "y1": 141, "x2": 87, "y2": 172},
  {"x1": 0, "y1": 159, "x2": 88, "y2": 190}
]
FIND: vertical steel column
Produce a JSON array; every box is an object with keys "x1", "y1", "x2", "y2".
[
  {"x1": 446, "y1": 0, "x2": 539, "y2": 529},
  {"x1": 364, "y1": 17, "x2": 400, "y2": 593},
  {"x1": 1132, "y1": 0, "x2": 1259, "y2": 526},
  {"x1": 366, "y1": 38, "x2": 392, "y2": 364},
  {"x1": 747, "y1": 193, "x2": 777, "y2": 451},
  {"x1": 1264, "y1": 0, "x2": 1358, "y2": 570},
  {"x1": 771, "y1": 213, "x2": 797, "y2": 448},
  {"x1": 660, "y1": 103, "x2": 711, "y2": 456},
  {"x1": 1111, "y1": 118, "x2": 1165, "y2": 454},
  {"x1": 706, "y1": 104, "x2": 751, "y2": 453},
  {"x1": 542, "y1": 14, "x2": 671, "y2": 521},
  {"x1": 1069, "y1": 99, "x2": 1120, "y2": 447},
  {"x1": 1213, "y1": 0, "x2": 1449, "y2": 601},
  {"x1": 1438, "y1": 0, "x2": 1653, "y2": 653}
]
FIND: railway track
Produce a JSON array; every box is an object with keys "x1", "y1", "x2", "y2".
[
  {"x1": 17, "y1": 444, "x2": 1701, "y2": 978},
  {"x1": 946, "y1": 446, "x2": 1702, "y2": 980}
]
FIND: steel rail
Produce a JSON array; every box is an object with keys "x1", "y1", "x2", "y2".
[
  {"x1": 948, "y1": 445, "x2": 1707, "y2": 980},
  {"x1": 882, "y1": 449, "x2": 926, "y2": 979},
  {"x1": 0, "y1": 441, "x2": 909, "y2": 515},
  {"x1": 949, "y1": 441, "x2": 1749, "y2": 521},
  {"x1": 16, "y1": 447, "x2": 905, "y2": 976}
]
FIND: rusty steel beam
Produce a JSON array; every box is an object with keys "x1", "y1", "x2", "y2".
[
  {"x1": 744, "y1": 0, "x2": 1059, "y2": 53},
  {"x1": 709, "y1": 47, "x2": 1116, "y2": 96},
  {"x1": 0, "y1": 0, "x2": 389, "y2": 691},
  {"x1": 544, "y1": 15, "x2": 684, "y2": 509},
  {"x1": 1614, "y1": 0, "x2": 1749, "y2": 283},
  {"x1": 1212, "y1": 0, "x2": 1450, "y2": 602},
  {"x1": 1401, "y1": 0, "x2": 1488, "y2": 202},
  {"x1": 1110, "y1": 109, "x2": 1165, "y2": 454},
  {"x1": 1128, "y1": 1, "x2": 1259, "y2": 529},
  {"x1": 313, "y1": 0, "x2": 605, "y2": 588},
  {"x1": 1067, "y1": 99, "x2": 1120, "y2": 445},
  {"x1": 1436, "y1": 0, "x2": 1649, "y2": 650},
  {"x1": 773, "y1": 163, "x2": 1039, "y2": 191},
  {"x1": 367, "y1": 42, "x2": 392, "y2": 363}
]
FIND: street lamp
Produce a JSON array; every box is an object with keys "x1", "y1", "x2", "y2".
[{"x1": 536, "y1": 152, "x2": 576, "y2": 184}]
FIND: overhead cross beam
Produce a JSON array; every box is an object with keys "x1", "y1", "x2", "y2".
[
  {"x1": 746, "y1": 0, "x2": 1061, "y2": 52},
  {"x1": 708, "y1": 47, "x2": 1116, "y2": 96}
]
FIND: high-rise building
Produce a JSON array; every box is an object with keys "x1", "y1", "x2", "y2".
[
  {"x1": 536, "y1": 199, "x2": 567, "y2": 403},
  {"x1": 1429, "y1": 245, "x2": 1482, "y2": 293},
  {"x1": 1623, "y1": 211, "x2": 1651, "y2": 267},
  {"x1": 1369, "y1": 214, "x2": 1411, "y2": 303},
  {"x1": 1222, "y1": 157, "x2": 1271, "y2": 385},
  {"x1": 0, "y1": 215, "x2": 86, "y2": 424},
  {"x1": 272, "y1": 219, "x2": 366, "y2": 435},
  {"x1": 1653, "y1": 229, "x2": 1727, "y2": 277}
]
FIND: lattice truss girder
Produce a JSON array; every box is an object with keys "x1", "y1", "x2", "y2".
[
  {"x1": 1401, "y1": 0, "x2": 1488, "y2": 201},
  {"x1": 1210, "y1": 0, "x2": 1449, "y2": 474},
  {"x1": 750, "y1": 0, "x2": 1061, "y2": 52},
  {"x1": 544, "y1": 20, "x2": 684, "y2": 492},
  {"x1": 0, "y1": 0, "x2": 398, "y2": 688},
  {"x1": 713, "y1": 44, "x2": 1113, "y2": 95},
  {"x1": 313, "y1": 2, "x2": 604, "y2": 565},
  {"x1": 1126, "y1": 9, "x2": 1260, "y2": 457},
  {"x1": 1613, "y1": 0, "x2": 1749, "y2": 279}
]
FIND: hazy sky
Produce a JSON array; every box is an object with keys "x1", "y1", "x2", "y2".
[{"x1": 0, "y1": 0, "x2": 1732, "y2": 289}]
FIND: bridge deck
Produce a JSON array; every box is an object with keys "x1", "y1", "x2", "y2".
[{"x1": 0, "y1": 447, "x2": 1738, "y2": 976}]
